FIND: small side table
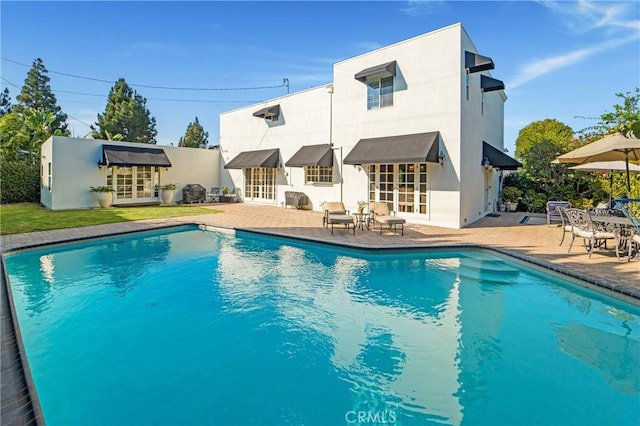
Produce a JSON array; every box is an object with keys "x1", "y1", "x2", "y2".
[{"x1": 353, "y1": 212, "x2": 370, "y2": 231}]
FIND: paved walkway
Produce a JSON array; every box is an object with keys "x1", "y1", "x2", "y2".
[{"x1": 1, "y1": 203, "x2": 639, "y2": 425}]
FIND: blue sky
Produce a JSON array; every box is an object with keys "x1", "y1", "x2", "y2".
[{"x1": 1, "y1": 1, "x2": 639, "y2": 155}]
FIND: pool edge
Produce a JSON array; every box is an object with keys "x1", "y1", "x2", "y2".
[
  {"x1": 1, "y1": 221, "x2": 638, "y2": 426},
  {"x1": 1, "y1": 256, "x2": 43, "y2": 426}
]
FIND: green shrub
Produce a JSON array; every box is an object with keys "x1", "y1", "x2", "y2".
[
  {"x1": 0, "y1": 160, "x2": 40, "y2": 203},
  {"x1": 522, "y1": 190, "x2": 547, "y2": 213},
  {"x1": 501, "y1": 186, "x2": 523, "y2": 202}
]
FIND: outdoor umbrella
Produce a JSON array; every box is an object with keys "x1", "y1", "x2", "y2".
[
  {"x1": 569, "y1": 161, "x2": 640, "y2": 205},
  {"x1": 554, "y1": 132, "x2": 640, "y2": 192}
]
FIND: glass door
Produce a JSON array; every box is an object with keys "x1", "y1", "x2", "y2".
[
  {"x1": 135, "y1": 166, "x2": 156, "y2": 202},
  {"x1": 244, "y1": 168, "x2": 276, "y2": 201},
  {"x1": 109, "y1": 166, "x2": 158, "y2": 203},
  {"x1": 369, "y1": 163, "x2": 429, "y2": 215},
  {"x1": 397, "y1": 163, "x2": 415, "y2": 213}
]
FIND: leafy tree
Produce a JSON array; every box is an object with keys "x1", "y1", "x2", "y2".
[
  {"x1": 591, "y1": 88, "x2": 640, "y2": 138},
  {"x1": 178, "y1": 117, "x2": 209, "y2": 148},
  {"x1": 0, "y1": 108, "x2": 70, "y2": 165},
  {"x1": 14, "y1": 58, "x2": 68, "y2": 131},
  {"x1": 91, "y1": 78, "x2": 157, "y2": 144},
  {"x1": 0, "y1": 87, "x2": 12, "y2": 117},
  {"x1": 514, "y1": 118, "x2": 574, "y2": 160}
]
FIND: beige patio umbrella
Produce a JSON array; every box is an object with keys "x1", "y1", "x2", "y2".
[
  {"x1": 569, "y1": 161, "x2": 640, "y2": 204},
  {"x1": 554, "y1": 133, "x2": 640, "y2": 192}
]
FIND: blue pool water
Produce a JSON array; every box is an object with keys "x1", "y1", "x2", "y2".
[{"x1": 5, "y1": 226, "x2": 640, "y2": 426}]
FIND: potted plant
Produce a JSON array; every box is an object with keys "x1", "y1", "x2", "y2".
[
  {"x1": 501, "y1": 186, "x2": 522, "y2": 212},
  {"x1": 156, "y1": 183, "x2": 178, "y2": 204},
  {"x1": 220, "y1": 186, "x2": 230, "y2": 202},
  {"x1": 357, "y1": 201, "x2": 368, "y2": 214},
  {"x1": 90, "y1": 186, "x2": 115, "y2": 208}
]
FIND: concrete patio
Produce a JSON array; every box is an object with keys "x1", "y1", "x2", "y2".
[{"x1": 1, "y1": 202, "x2": 638, "y2": 425}]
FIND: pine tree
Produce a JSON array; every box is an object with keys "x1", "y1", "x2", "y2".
[
  {"x1": 0, "y1": 88, "x2": 12, "y2": 117},
  {"x1": 15, "y1": 58, "x2": 68, "y2": 131},
  {"x1": 178, "y1": 117, "x2": 209, "y2": 148},
  {"x1": 91, "y1": 78, "x2": 157, "y2": 144}
]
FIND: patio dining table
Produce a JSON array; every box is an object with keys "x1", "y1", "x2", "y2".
[
  {"x1": 589, "y1": 215, "x2": 637, "y2": 226},
  {"x1": 589, "y1": 212, "x2": 639, "y2": 261}
]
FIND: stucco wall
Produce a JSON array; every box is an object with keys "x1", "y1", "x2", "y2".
[
  {"x1": 220, "y1": 85, "x2": 339, "y2": 208},
  {"x1": 41, "y1": 136, "x2": 220, "y2": 210},
  {"x1": 459, "y1": 27, "x2": 507, "y2": 227},
  {"x1": 218, "y1": 23, "x2": 505, "y2": 229},
  {"x1": 332, "y1": 23, "x2": 466, "y2": 228}
]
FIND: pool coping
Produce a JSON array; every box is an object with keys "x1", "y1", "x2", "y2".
[{"x1": 1, "y1": 220, "x2": 639, "y2": 425}]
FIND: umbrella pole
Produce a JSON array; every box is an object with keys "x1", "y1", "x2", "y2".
[
  {"x1": 609, "y1": 172, "x2": 613, "y2": 206},
  {"x1": 626, "y1": 159, "x2": 631, "y2": 195}
]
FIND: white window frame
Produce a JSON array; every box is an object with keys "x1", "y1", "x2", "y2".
[
  {"x1": 304, "y1": 166, "x2": 332, "y2": 184},
  {"x1": 367, "y1": 76, "x2": 394, "y2": 110}
]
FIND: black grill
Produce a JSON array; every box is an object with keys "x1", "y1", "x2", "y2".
[{"x1": 182, "y1": 184, "x2": 206, "y2": 203}]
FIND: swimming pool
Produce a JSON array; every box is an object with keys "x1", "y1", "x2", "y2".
[{"x1": 4, "y1": 226, "x2": 640, "y2": 425}]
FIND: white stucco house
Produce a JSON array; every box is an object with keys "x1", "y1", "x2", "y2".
[
  {"x1": 220, "y1": 23, "x2": 519, "y2": 229},
  {"x1": 40, "y1": 136, "x2": 219, "y2": 210},
  {"x1": 41, "y1": 23, "x2": 519, "y2": 229}
]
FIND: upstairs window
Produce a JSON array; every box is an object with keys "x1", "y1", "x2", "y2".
[{"x1": 367, "y1": 76, "x2": 394, "y2": 110}]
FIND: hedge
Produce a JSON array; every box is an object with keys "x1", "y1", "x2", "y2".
[{"x1": 0, "y1": 160, "x2": 40, "y2": 203}]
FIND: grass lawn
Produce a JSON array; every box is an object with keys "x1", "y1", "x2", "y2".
[{"x1": 0, "y1": 203, "x2": 220, "y2": 235}]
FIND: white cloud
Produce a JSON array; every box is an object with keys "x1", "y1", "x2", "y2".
[
  {"x1": 400, "y1": 0, "x2": 446, "y2": 16},
  {"x1": 352, "y1": 41, "x2": 384, "y2": 52},
  {"x1": 507, "y1": 34, "x2": 639, "y2": 89},
  {"x1": 540, "y1": 0, "x2": 639, "y2": 34},
  {"x1": 508, "y1": 1, "x2": 639, "y2": 89}
]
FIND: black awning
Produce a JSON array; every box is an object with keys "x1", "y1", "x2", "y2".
[
  {"x1": 344, "y1": 132, "x2": 440, "y2": 165},
  {"x1": 102, "y1": 144, "x2": 172, "y2": 167},
  {"x1": 354, "y1": 61, "x2": 397, "y2": 82},
  {"x1": 285, "y1": 144, "x2": 333, "y2": 167},
  {"x1": 465, "y1": 51, "x2": 495, "y2": 73},
  {"x1": 481, "y1": 75, "x2": 505, "y2": 92},
  {"x1": 482, "y1": 142, "x2": 521, "y2": 170},
  {"x1": 253, "y1": 105, "x2": 280, "y2": 119},
  {"x1": 224, "y1": 148, "x2": 280, "y2": 169}
]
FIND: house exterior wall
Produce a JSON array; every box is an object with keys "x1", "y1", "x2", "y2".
[
  {"x1": 219, "y1": 22, "x2": 505, "y2": 228},
  {"x1": 220, "y1": 85, "x2": 337, "y2": 208},
  {"x1": 40, "y1": 136, "x2": 220, "y2": 210},
  {"x1": 459, "y1": 27, "x2": 507, "y2": 227},
  {"x1": 332, "y1": 24, "x2": 465, "y2": 228}
]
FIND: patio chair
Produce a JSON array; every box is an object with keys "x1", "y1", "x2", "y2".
[
  {"x1": 369, "y1": 202, "x2": 406, "y2": 235},
  {"x1": 565, "y1": 208, "x2": 616, "y2": 258},
  {"x1": 207, "y1": 187, "x2": 220, "y2": 202},
  {"x1": 557, "y1": 206, "x2": 573, "y2": 246},
  {"x1": 612, "y1": 203, "x2": 640, "y2": 261},
  {"x1": 546, "y1": 200, "x2": 571, "y2": 225},
  {"x1": 323, "y1": 202, "x2": 355, "y2": 235}
]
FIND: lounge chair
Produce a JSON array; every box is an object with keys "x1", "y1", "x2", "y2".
[
  {"x1": 369, "y1": 202, "x2": 406, "y2": 235},
  {"x1": 323, "y1": 202, "x2": 355, "y2": 235}
]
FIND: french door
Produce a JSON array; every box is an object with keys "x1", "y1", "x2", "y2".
[
  {"x1": 244, "y1": 168, "x2": 276, "y2": 202},
  {"x1": 107, "y1": 166, "x2": 159, "y2": 203},
  {"x1": 369, "y1": 163, "x2": 428, "y2": 215}
]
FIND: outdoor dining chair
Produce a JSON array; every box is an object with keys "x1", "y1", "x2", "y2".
[
  {"x1": 565, "y1": 208, "x2": 616, "y2": 258},
  {"x1": 557, "y1": 206, "x2": 573, "y2": 246}
]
